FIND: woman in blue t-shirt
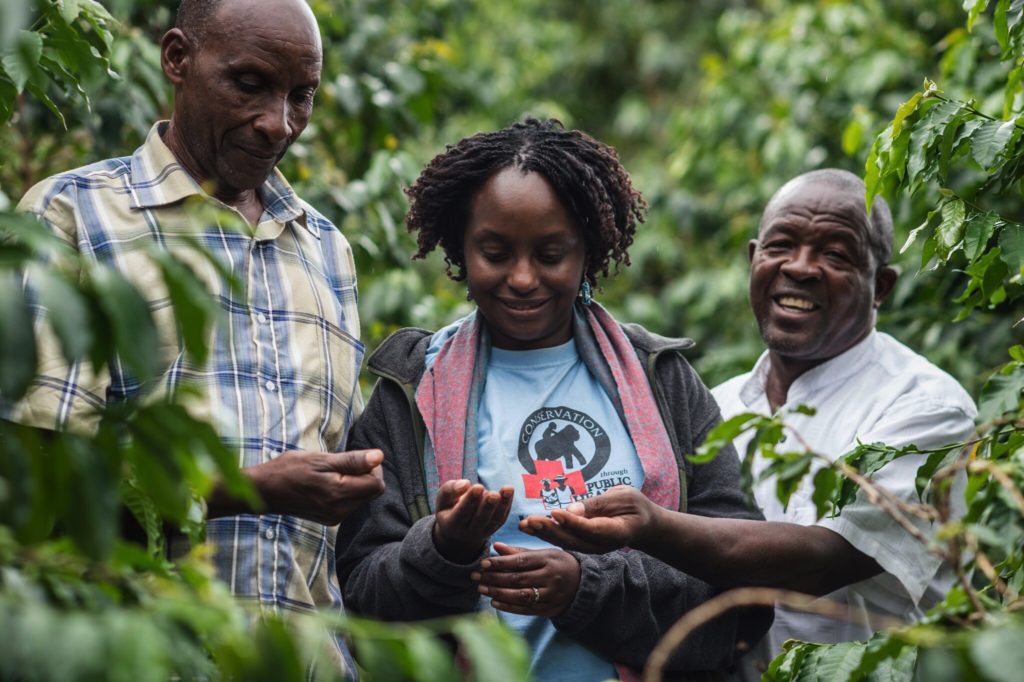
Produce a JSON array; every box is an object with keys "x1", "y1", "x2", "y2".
[{"x1": 336, "y1": 118, "x2": 771, "y2": 680}]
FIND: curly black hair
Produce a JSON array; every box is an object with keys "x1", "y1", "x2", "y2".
[{"x1": 404, "y1": 118, "x2": 647, "y2": 286}]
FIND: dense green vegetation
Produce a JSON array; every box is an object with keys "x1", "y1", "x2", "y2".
[{"x1": 1, "y1": 0, "x2": 1022, "y2": 680}]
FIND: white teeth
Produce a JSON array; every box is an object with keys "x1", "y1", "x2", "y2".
[{"x1": 778, "y1": 296, "x2": 816, "y2": 310}]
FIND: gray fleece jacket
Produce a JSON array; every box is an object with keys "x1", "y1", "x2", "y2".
[{"x1": 336, "y1": 324, "x2": 772, "y2": 677}]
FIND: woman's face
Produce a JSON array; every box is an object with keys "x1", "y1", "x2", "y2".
[{"x1": 463, "y1": 168, "x2": 586, "y2": 350}]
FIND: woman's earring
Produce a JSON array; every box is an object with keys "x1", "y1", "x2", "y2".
[
  {"x1": 466, "y1": 289, "x2": 474, "y2": 302},
  {"x1": 579, "y1": 280, "x2": 593, "y2": 306}
]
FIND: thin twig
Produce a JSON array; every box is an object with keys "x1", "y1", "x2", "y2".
[
  {"x1": 789, "y1": 429, "x2": 939, "y2": 524},
  {"x1": 968, "y1": 460, "x2": 1024, "y2": 515},
  {"x1": 971, "y1": 416, "x2": 1024, "y2": 440},
  {"x1": 642, "y1": 587, "x2": 906, "y2": 682},
  {"x1": 830, "y1": 459, "x2": 939, "y2": 548},
  {"x1": 964, "y1": 533, "x2": 1013, "y2": 601},
  {"x1": 957, "y1": 569, "x2": 988, "y2": 618}
]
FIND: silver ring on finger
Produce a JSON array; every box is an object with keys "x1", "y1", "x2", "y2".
[{"x1": 530, "y1": 586, "x2": 540, "y2": 604}]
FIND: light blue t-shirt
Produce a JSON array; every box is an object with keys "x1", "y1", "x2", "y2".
[{"x1": 426, "y1": 324, "x2": 646, "y2": 681}]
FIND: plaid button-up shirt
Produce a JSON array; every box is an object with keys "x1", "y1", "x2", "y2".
[{"x1": 10, "y1": 122, "x2": 363, "y2": 675}]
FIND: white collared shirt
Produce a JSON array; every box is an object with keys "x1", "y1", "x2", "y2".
[{"x1": 712, "y1": 330, "x2": 976, "y2": 676}]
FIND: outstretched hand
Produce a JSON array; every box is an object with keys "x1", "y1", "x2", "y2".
[
  {"x1": 473, "y1": 542, "x2": 581, "y2": 618},
  {"x1": 210, "y1": 449, "x2": 386, "y2": 526},
  {"x1": 432, "y1": 480, "x2": 514, "y2": 563},
  {"x1": 518, "y1": 485, "x2": 659, "y2": 554}
]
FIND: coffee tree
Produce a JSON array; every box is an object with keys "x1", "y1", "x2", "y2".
[{"x1": 679, "y1": 4, "x2": 1024, "y2": 680}]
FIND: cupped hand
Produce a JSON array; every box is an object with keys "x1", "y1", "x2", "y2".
[
  {"x1": 472, "y1": 542, "x2": 581, "y2": 618},
  {"x1": 517, "y1": 485, "x2": 658, "y2": 554},
  {"x1": 432, "y1": 480, "x2": 514, "y2": 563},
  {"x1": 239, "y1": 449, "x2": 385, "y2": 525}
]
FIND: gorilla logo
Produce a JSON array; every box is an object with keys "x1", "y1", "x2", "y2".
[
  {"x1": 517, "y1": 406, "x2": 611, "y2": 480},
  {"x1": 534, "y1": 423, "x2": 587, "y2": 468}
]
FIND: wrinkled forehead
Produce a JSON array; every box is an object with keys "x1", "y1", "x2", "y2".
[{"x1": 759, "y1": 180, "x2": 870, "y2": 237}]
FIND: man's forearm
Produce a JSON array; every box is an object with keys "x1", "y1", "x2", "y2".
[{"x1": 636, "y1": 509, "x2": 882, "y2": 596}]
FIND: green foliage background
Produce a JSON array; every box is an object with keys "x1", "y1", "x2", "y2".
[
  {"x1": 2, "y1": 0, "x2": 1024, "y2": 680},
  {"x1": 3, "y1": 0, "x2": 1017, "y2": 391}
]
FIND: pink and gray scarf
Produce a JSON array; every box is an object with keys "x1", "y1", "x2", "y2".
[{"x1": 414, "y1": 302, "x2": 680, "y2": 512}]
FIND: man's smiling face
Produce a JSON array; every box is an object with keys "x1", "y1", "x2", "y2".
[{"x1": 748, "y1": 178, "x2": 895, "y2": 366}]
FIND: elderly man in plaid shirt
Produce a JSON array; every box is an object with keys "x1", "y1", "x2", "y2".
[{"x1": 5, "y1": 0, "x2": 383, "y2": 675}]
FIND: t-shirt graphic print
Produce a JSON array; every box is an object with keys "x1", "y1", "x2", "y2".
[
  {"x1": 471, "y1": 338, "x2": 645, "y2": 682},
  {"x1": 518, "y1": 406, "x2": 637, "y2": 513}
]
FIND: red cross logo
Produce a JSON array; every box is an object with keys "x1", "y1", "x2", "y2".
[{"x1": 522, "y1": 460, "x2": 585, "y2": 499}]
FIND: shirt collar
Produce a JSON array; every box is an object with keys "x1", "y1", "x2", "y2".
[
  {"x1": 739, "y1": 330, "x2": 879, "y2": 410},
  {"x1": 128, "y1": 122, "x2": 317, "y2": 239}
]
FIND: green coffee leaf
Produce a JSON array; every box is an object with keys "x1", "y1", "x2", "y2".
[
  {"x1": 150, "y1": 252, "x2": 217, "y2": 365},
  {"x1": 940, "y1": 115, "x2": 981, "y2": 179},
  {"x1": 908, "y1": 99, "x2": 964, "y2": 185},
  {"x1": 404, "y1": 633, "x2": 460, "y2": 682},
  {"x1": 970, "y1": 118, "x2": 1017, "y2": 169},
  {"x1": 27, "y1": 264, "x2": 93, "y2": 364},
  {"x1": 964, "y1": 212, "x2": 1000, "y2": 261},
  {"x1": 892, "y1": 92, "x2": 923, "y2": 137},
  {"x1": 842, "y1": 118, "x2": 864, "y2": 156},
  {"x1": 0, "y1": 272, "x2": 36, "y2": 400},
  {"x1": 0, "y1": 76, "x2": 15, "y2": 124},
  {"x1": 915, "y1": 446, "x2": 961, "y2": 499},
  {"x1": 998, "y1": 222, "x2": 1024, "y2": 273},
  {"x1": 889, "y1": 127, "x2": 912, "y2": 180},
  {"x1": 127, "y1": 436, "x2": 191, "y2": 524},
  {"x1": 865, "y1": 135, "x2": 884, "y2": 210},
  {"x1": 0, "y1": 30, "x2": 42, "y2": 92},
  {"x1": 937, "y1": 197, "x2": 966, "y2": 256},
  {"x1": 1004, "y1": 64, "x2": 1022, "y2": 118},
  {"x1": 690, "y1": 412, "x2": 764, "y2": 464},
  {"x1": 120, "y1": 477, "x2": 164, "y2": 555},
  {"x1": 758, "y1": 452, "x2": 813, "y2": 510},
  {"x1": 61, "y1": 436, "x2": 120, "y2": 560},
  {"x1": 835, "y1": 442, "x2": 914, "y2": 510},
  {"x1": 995, "y1": 0, "x2": 1011, "y2": 50},
  {"x1": 24, "y1": 79, "x2": 65, "y2": 129},
  {"x1": 901, "y1": 213, "x2": 934, "y2": 255},
  {"x1": 811, "y1": 466, "x2": 838, "y2": 519},
  {"x1": 0, "y1": 0, "x2": 29, "y2": 51},
  {"x1": 801, "y1": 641, "x2": 865, "y2": 681},
  {"x1": 964, "y1": 0, "x2": 988, "y2": 32},
  {"x1": 849, "y1": 633, "x2": 914, "y2": 681},
  {"x1": 969, "y1": 623, "x2": 1024, "y2": 682},
  {"x1": 452, "y1": 616, "x2": 531, "y2": 682},
  {"x1": 353, "y1": 639, "x2": 408, "y2": 680},
  {"x1": 766, "y1": 640, "x2": 813, "y2": 682},
  {"x1": 978, "y1": 363, "x2": 1024, "y2": 421},
  {"x1": 88, "y1": 265, "x2": 159, "y2": 382},
  {"x1": 920, "y1": 234, "x2": 938, "y2": 271}
]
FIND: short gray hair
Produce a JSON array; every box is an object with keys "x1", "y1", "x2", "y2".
[{"x1": 175, "y1": 0, "x2": 225, "y2": 49}]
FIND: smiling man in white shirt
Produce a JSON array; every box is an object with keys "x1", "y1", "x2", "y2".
[
  {"x1": 518, "y1": 168, "x2": 977, "y2": 677},
  {"x1": 711, "y1": 168, "x2": 976, "y2": 676}
]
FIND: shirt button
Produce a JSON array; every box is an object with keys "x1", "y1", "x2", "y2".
[
  {"x1": 268, "y1": 450, "x2": 279, "y2": 459},
  {"x1": 264, "y1": 528, "x2": 275, "y2": 540},
  {"x1": 256, "y1": 312, "x2": 268, "y2": 324},
  {"x1": 265, "y1": 380, "x2": 276, "y2": 392}
]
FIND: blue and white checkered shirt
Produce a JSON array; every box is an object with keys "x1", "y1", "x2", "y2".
[{"x1": 11, "y1": 122, "x2": 363, "y2": 676}]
